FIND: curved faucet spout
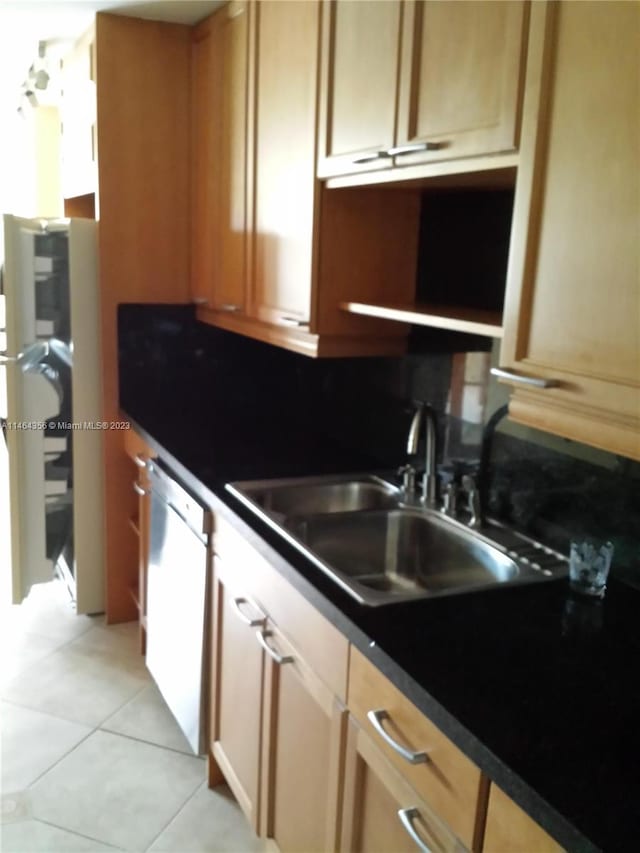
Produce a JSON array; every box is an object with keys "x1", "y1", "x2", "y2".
[{"x1": 406, "y1": 404, "x2": 438, "y2": 507}]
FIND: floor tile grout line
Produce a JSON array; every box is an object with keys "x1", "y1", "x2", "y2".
[
  {"x1": 16, "y1": 724, "x2": 97, "y2": 791},
  {"x1": 0, "y1": 696, "x2": 100, "y2": 729},
  {"x1": 27, "y1": 815, "x2": 127, "y2": 851},
  {"x1": 1, "y1": 642, "x2": 150, "y2": 700},
  {"x1": 97, "y1": 725, "x2": 199, "y2": 759},
  {"x1": 141, "y1": 774, "x2": 208, "y2": 853},
  {"x1": 0, "y1": 671, "x2": 149, "y2": 731}
]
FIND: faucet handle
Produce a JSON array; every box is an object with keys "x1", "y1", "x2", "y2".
[
  {"x1": 397, "y1": 464, "x2": 417, "y2": 497},
  {"x1": 461, "y1": 475, "x2": 482, "y2": 529},
  {"x1": 442, "y1": 481, "x2": 458, "y2": 516}
]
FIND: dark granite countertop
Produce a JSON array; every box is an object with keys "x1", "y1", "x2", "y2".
[
  {"x1": 122, "y1": 405, "x2": 640, "y2": 853},
  {"x1": 116, "y1": 305, "x2": 640, "y2": 852}
]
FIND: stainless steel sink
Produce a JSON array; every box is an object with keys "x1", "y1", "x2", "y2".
[
  {"x1": 227, "y1": 474, "x2": 401, "y2": 517},
  {"x1": 289, "y1": 509, "x2": 540, "y2": 604},
  {"x1": 227, "y1": 475, "x2": 567, "y2": 606}
]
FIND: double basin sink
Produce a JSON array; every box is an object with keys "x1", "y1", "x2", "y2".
[{"x1": 227, "y1": 474, "x2": 567, "y2": 606}]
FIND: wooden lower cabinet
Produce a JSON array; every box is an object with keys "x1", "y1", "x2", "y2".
[
  {"x1": 341, "y1": 716, "x2": 467, "y2": 853},
  {"x1": 348, "y1": 646, "x2": 485, "y2": 850},
  {"x1": 210, "y1": 555, "x2": 266, "y2": 830},
  {"x1": 483, "y1": 784, "x2": 564, "y2": 853},
  {"x1": 260, "y1": 626, "x2": 347, "y2": 852},
  {"x1": 208, "y1": 518, "x2": 567, "y2": 853},
  {"x1": 209, "y1": 518, "x2": 349, "y2": 849},
  {"x1": 123, "y1": 428, "x2": 155, "y2": 652}
]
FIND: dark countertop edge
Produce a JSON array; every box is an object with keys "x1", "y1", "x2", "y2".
[{"x1": 128, "y1": 416, "x2": 599, "y2": 853}]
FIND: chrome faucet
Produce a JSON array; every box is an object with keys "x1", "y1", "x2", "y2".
[{"x1": 406, "y1": 404, "x2": 438, "y2": 507}]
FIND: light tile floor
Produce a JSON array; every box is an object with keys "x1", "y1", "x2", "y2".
[{"x1": 0, "y1": 580, "x2": 264, "y2": 852}]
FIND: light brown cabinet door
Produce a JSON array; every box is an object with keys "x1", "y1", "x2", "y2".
[
  {"x1": 340, "y1": 718, "x2": 467, "y2": 853},
  {"x1": 394, "y1": 0, "x2": 527, "y2": 164},
  {"x1": 317, "y1": 0, "x2": 402, "y2": 178},
  {"x1": 251, "y1": 0, "x2": 320, "y2": 328},
  {"x1": 260, "y1": 626, "x2": 346, "y2": 853},
  {"x1": 191, "y1": 2, "x2": 250, "y2": 314},
  {"x1": 499, "y1": 1, "x2": 640, "y2": 460},
  {"x1": 210, "y1": 557, "x2": 265, "y2": 831},
  {"x1": 483, "y1": 784, "x2": 564, "y2": 853}
]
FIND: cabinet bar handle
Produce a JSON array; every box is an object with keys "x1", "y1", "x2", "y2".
[
  {"x1": 277, "y1": 315, "x2": 310, "y2": 327},
  {"x1": 256, "y1": 629, "x2": 294, "y2": 665},
  {"x1": 133, "y1": 453, "x2": 147, "y2": 468},
  {"x1": 367, "y1": 709, "x2": 429, "y2": 765},
  {"x1": 491, "y1": 367, "x2": 559, "y2": 389},
  {"x1": 232, "y1": 596, "x2": 265, "y2": 627},
  {"x1": 218, "y1": 304, "x2": 241, "y2": 313},
  {"x1": 192, "y1": 297, "x2": 209, "y2": 306},
  {"x1": 352, "y1": 150, "x2": 392, "y2": 165},
  {"x1": 133, "y1": 482, "x2": 148, "y2": 497},
  {"x1": 387, "y1": 142, "x2": 443, "y2": 156},
  {"x1": 397, "y1": 808, "x2": 433, "y2": 853}
]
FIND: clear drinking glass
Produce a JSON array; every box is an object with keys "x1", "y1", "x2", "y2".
[{"x1": 569, "y1": 539, "x2": 614, "y2": 598}]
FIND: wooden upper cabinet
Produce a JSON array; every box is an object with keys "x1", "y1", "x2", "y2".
[
  {"x1": 191, "y1": 2, "x2": 250, "y2": 314},
  {"x1": 498, "y1": 0, "x2": 640, "y2": 460},
  {"x1": 251, "y1": 0, "x2": 320, "y2": 328},
  {"x1": 395, "y1": 0, "x2": 527, "y2": 166},
  {"x1": 318, "y1": 0, "x2": 528, "y2": 179},
  {"x1": 194, "y1": 0, "x2": 419, "y2": 357},
  {"x1": 317, "y1": 0, "x2": 402, "y2": 178}
]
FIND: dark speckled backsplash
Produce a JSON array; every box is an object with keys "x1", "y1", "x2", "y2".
[{"x1": 118, "y1": 305, "x2": 640, "y2": 584}]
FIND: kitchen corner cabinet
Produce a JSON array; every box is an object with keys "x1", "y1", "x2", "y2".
[
  {"x1": 210, "y1": 516, "x2": 349, "y2": 849},
  {"x1": 498, "y1": 0, "x2": 640, "y2": 461},
  {"x1": 317, "y1": 0, "x2": 528, "y2": 180},
  {"x1": 193, "y1": 0, "x2": 419, "y2": 358},
  {"x1": 483, "y1": 784, "x2": 564, "y2": 853},
  {"x1": 123, "y1": 429, "x2": 156, "y2": 653}
]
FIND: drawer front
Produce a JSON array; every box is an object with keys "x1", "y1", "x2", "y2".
[
  {"x1": 123, "y1": 426, "x2": 155, "y2": 466},
  {"x1": 214, "y1": 515, "x2": 349, "y2": 701},
  {"x1": 483, "y1": 784, "x2": 564, "y2": 853},
  {"x1": 348, "y1": 646, "x2": 483, "y2": 849},
  {"x1": 341, "y1": 715, "x2": 468, "y2": 853}
]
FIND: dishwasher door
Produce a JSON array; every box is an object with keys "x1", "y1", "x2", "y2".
[{"x1": 146, "y1": 469, "x2": 210, "y2": 755}]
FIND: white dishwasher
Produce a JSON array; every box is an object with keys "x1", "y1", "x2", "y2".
[{"x1": 146, "y1": 460, "x2": 213, "y2": 755}]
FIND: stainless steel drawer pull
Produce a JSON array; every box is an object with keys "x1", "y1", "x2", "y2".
[
  {"x1": 398, "y1": 808, "x2": 433, "y2": 853},
  {"x1": 192, "y1": 297, "x2": 209, "y2": 306},
  {"x1": 232, "y1": 596, "x2": 265, "y2": 627},
  {"x1": 256, "y1": 629, "x2": 294, "y2": 665},
  {"x1": 218, "y1": 304, "x2": 241, "y2": 313},
  {"x1": 133, "y1": 482, "x2": 148, "y2": 497},
  {"x1": 491, "y1": 367, "x2": 559, "y2": 389},
  {"x1": 387, "y1": 142, "x2": 442, "y2": 156},
  {"x1": 367, "y1": 709, "x2": 429, "y2": 765},
  {"x1": 277, "y1": 315, "x2": 310, "y2": 327},
  {"x1": 352, "y1": 150, "x2": 392, "y2": 165},
  {"x1": 133, "y1": 453, "x2": 147, "y2": 469}
]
